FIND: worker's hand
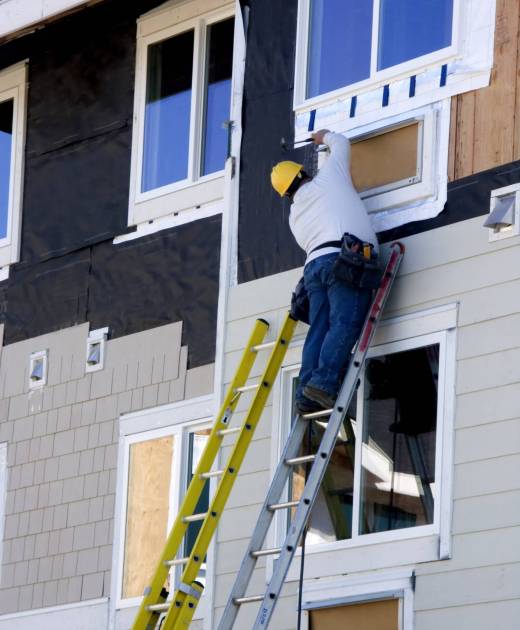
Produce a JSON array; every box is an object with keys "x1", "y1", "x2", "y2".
[{"x1": 311, "y1": 129, "x2": 329, "y2": 145}]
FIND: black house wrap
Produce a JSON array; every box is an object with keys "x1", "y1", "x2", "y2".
[
  {"x1": 236, "y1": 0, "x2": 520, "y2": 283},
  {"x1": 0, "y1": 0, "x2": 221, "y2": 368}
]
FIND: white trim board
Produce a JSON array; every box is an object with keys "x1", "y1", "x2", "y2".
[
  {"x1": 0, "y1": 598, "x2": 108, "y2": 630},
  {"x1": 0, "y1": 0, "x2": 92, "y2": 40}
]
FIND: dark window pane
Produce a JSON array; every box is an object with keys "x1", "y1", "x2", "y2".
[
  {"x1": 184, "y1": 429, "x2": 210, "y2": 583},
  {"x1": 378, "y1": 0, "x2": 453, "y2": 70},
  {"x1": 202, "y1": 18, "x2": 234, "y2": 176},
  {"x1": 142, "y1": 30, "x2": 194, "y2": 192},
  {"x1": 307, "y1": 0, "x2": 373, "y2": 98},
  {"x1": 0, "y1": 99, "x2": 13, "y2": 240},
  {"x1": 290, "y1": 378, "x2": 357, "y2": 544},
  {"x1": 360, "y1": 344, "x2": 439, "y2": 535}
]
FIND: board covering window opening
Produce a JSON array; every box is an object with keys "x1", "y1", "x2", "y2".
[
  {"x1": 303, "y1": 0, "x2": 455, "y2": 101},
  {"x1": 350, "y1": 119, "x2": 422, "y2": 201},
  {"x1": 287, "y1": 337, "x2": 442, "y2": 547},
  {"x1": 121, "y1": 423, "x2": 211, "y2": 602}
]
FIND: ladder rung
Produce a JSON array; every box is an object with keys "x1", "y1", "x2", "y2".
[
  {"x1": 200, "y1": 469, "x2": 225, "y2": 479},
  {"x1": 163, "y1": 557, "x2": 189, "y2": 567},
  {"x1": 251, "y1": 341, "x2": 276, "y2": 352},
  {"x1": 183, "y1": 512, "x2": 207, "y2": 523},
  {"x1": 234, "y1": 595, "x2": 264, "y2": 605},
  {"x1": 285, "y1": 454, "x2": 316, "y2": 466},
  {"x1": 302, "y1": 407, "x2": 334, "y2": 419},
  {"x1": 235, "y1": 384, "x2": 260, "y2": 393},
  {"x1": 218, "y1": 427, "x2": 241, "y2": 437},
  {"x1": 147, "y1": 603, "x2": 170, "y2": 612},
  {"x1": 251, "y1": 547, "x2": 281, "y2": 558},
  {"x1": 268, "y1": 500, "x2": 299, "y2": 512}
]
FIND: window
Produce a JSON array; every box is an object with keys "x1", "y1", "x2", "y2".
[
  {"x1": 298, "y1": 0, "x2": 456, "y2": 104},
  {"x1": 0, "y1": 62, "x2": 27, "y2": 272},
  {"x1": 129, "y1": 3, "x2": 234, "y2": 227},
  {"x1": 274, "y1": 304, "x2": 456, "y2": 572},
  {"x1": 290, "y1": 339, "x2": 439, "y2": 545},
  {"x1": 302, "y1": 569, "x2": 415, "y2": 630},
  {"x1": 120, "y1": 422, "x2": 211, "y2": 604},
  {"x1": 314, "y1": 100, "x2": 449, "y2": 228}
]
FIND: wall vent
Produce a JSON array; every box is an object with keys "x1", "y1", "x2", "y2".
[{"x1": 86, "y1": 327, "x2": 109, "y2": 373}]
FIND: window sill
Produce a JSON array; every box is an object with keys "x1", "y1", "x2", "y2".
[
  {"x1": 280, "y1": 531, "x2": 441, "y2": 583},
  {"x1": 129, "y1": 171, "x2": 225, "y2": 228}
]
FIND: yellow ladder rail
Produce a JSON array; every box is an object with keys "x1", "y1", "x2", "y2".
[
  {"x1": 164, "y1": 313, "x2": 297, "y2": 629},
  {"x1": 132, "y1": 318, "x2": 271, "y2": 630}
]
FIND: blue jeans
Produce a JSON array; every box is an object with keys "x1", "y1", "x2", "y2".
[{"x1": 295, "y1": 253, "x2": 372, "y2": 402}]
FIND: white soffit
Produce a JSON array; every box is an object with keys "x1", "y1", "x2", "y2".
[{"x1": 0, "y1": 1, "x2": 99, "y2": 41}]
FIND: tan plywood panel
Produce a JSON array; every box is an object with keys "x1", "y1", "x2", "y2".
[
  {"x1": 310, "y1": 598, "x2": 399, "y2": 630},
  {"x1": 351, "y1": 123, "x2": 419, "y2": 192},
  {"x1": 123, "y1": 435, "x2": 174, "y2": 599}
]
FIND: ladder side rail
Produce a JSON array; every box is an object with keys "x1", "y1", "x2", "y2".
[
  {"x1": 217, "y1": 414, "x2": 309, "y2": 630},
  {"x1": 251, "y1": 243, "x2": 404, "y2": 628},
  {"x1": 132, "y1": 319, "x2": 269, "y2": 630},
  {"x1": 164, "y1": 314, "x2": 298, "y2": 629}
]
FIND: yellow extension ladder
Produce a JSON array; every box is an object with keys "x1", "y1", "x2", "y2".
[{"x1": 132, "y1": 313, "x2": 298, "y2": 630}]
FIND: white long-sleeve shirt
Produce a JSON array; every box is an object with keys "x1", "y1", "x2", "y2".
[{"x1": 289, "y1": 132, "x2": 378, "y2": 265}]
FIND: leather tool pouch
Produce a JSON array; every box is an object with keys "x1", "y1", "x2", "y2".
[
  {"x1": 290, "y1": 276, "x2": 310, "y2": 324},
  {"x1": 332, "y1": 233, "x2": 382, "y2": 290}
]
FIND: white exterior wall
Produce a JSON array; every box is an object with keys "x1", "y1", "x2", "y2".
[{"x1": 213, "y1": 215, "x2": 520, "y2": 629}]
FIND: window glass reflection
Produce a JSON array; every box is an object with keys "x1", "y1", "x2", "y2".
[
  {"x1": 290, "y1": 380, "x2": 357, "y2": 544},
  {"x1": 360, "y1": 345, "x2": 439, "y2": 534},
  {"x1": 307, "y1": 0, "x2": 373, "y2": 98},
  {"x1": 202, "y1": 18, "x2": 234, "y2": 176},
  {"x1": 142, "y1": 31, "x2": 194, "y2": 192},
  {"x1": 0, "y1": 99, "x2": 13, "y2": 240},
  {"x1": 184, "y1": 428, "x2": 211, "y2": 584},
  {"x1": 378, "y1": 0, "x2": 453, "y2": 70}
]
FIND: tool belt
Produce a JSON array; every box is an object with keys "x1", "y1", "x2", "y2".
[{"x1": 332, "y1": 233, "x2": 382, "y2": 290}]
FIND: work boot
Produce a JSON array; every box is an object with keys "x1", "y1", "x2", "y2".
[
  {"x1": 303, "y1": 385, "x2": 336, "y2": 410},
  {"x1": 295, "y1": 396, "x2": 322, "y2": 415}
]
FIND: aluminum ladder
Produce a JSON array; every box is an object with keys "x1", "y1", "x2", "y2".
[
  {"x1": 218, "y1": 242, "x2": 405, "y2": 630},
  {"x1": 132, "y1": 313, "x2": 298, "y2": 630}
]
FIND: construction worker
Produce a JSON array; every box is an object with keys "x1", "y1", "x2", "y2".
[{"x1": 271, "y1": 129, "x2": 378, "y2": 414}]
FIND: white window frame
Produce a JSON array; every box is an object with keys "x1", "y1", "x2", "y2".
[
  {"x1": 314, "y1": 98, "x2": 450, "y2": 232},
  {"x1": 128, "y1": 1, "x2": 235, "y2": 229},
  {"x1": 300, "y1": 569, "x2": 415, "y2": 630},
  {"x1": 294, "y1": 0, "x2": 461, "y2": 112},
  {"x1": 0, "y1": 61, "x2": 27, "y2": 272},
  {"x1": 270, "y1": 304, "x2": 456, "y2": 581},
  {"x1": 112, "y1": 395, "x2": 214, "y2": 619}
]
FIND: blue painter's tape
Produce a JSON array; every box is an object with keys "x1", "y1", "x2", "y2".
[
  {"x1": 409, "y1": 75, "x2": 416, "y2": 98},
  {"x1": 349, "y1": 96, "x2": 357, "y2": 118},
  {"x1": 308, "y1": 109, "x2": 316, "y2": 132},
  {"x1": 440, "y1": 64, "x2": 448, "y2": 87},
  {"x1": 382, "y1": 84, "x2": 390, "y2": 107}
]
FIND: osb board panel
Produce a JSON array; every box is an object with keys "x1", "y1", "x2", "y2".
[
  {"x1": 123, "y1": 435, "x2": 174, "y2": 599},
  {"x1": 449, "y1": 0, "x2": 520, "y2": 180},
  {"x1": 309, "y1": 598, "x2": 398, "y2": 630},
  {"x1": 351, "y1": 123, "x2": 419, "y2": 192}
]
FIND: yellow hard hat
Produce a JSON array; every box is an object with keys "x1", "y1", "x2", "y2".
[{"x1": 270, "y1": 161, "x2": 304, "y2": 197}]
